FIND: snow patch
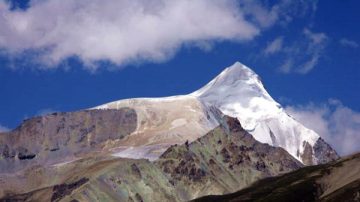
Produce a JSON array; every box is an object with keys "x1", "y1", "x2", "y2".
[
  {"x1": 52, "y1": 158, "x2": 80, "y2": 167},
  {"x1": 111, "y1": 145, "x2": 170, "y2": 161},
  {"x1": 171, "y1": 119, "x2": 187, "y2": 129}
]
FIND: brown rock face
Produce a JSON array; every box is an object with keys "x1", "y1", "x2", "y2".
[
  {"x1": 300, "y1": 138, "x2": 339, "y2": 166},
  {"x1": 0, "y1": 108, "x2": 137, "y2": 172},
  {"x1": 301, "y1": 141, "x2": 314, "y2": 165}
]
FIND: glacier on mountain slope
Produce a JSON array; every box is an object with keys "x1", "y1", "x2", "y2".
[
  {"x1": 93, "y1": 62, "x2": 336, "y2": 164},
  {"x1": 93, "y1": 95, "x2": 222, "y2": 160},
  {"x1": 191, "y1": 62, "x2": 320, "y2": 163}
]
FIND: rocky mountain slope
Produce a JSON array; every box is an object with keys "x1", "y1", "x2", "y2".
[
  {"x1": 94, "y1": 62, "x2": 338, "y2": 165},
  {"x1": 0, "y1": 108, "x2": 137, "y2": 172},
  {"x1": 0, "y1": 116, "x2": 302, "y2": 202},
  {"x1": 0, "y1": 102, "x2": 220, "y2": 172},
  {"x1": 193, "y1": 152, "x2": 360, "y2": 202},
  {"x1": 93, "y1": 95, "x2": 221, "y2": 160}
]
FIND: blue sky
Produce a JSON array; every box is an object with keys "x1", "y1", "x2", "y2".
[{"x1": 0, "y1": 0, "x2": 359, "y2": 154}]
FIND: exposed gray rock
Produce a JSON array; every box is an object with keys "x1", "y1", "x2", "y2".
[{"x1": 314, "y1": 137, "x2": 339, "y2": 164}]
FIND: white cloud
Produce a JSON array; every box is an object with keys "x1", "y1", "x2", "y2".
[
  {"x1": 264, "y1": 37, "x2": 283, "y2": 55},
  {"x1": 0, "y1": 124, "x2": 10, "y2": 132},
  {"x1": 0, "y1": 0, "x2": 263, "y2": 69},
  {"x1": 286, "y1": 100, "x2": 360, "y2": 156},
  {"x1": 339, "y1": 38, "x2": 359, "y2": 48},
  {"x1": 0, "y1": 0, "x2": 319, "y2": 70}
]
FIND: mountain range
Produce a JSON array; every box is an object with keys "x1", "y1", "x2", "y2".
[
  {"x1": 0, "y1": 62, "x2": 345, "y2": 202},
  {"x1": 93, "y1": 62, "x2": 338, "y2": 165}
]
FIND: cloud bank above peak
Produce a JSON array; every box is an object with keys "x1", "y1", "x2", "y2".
[{"x1": 0, "y1": 0, "x2": 316, "y2": 70}]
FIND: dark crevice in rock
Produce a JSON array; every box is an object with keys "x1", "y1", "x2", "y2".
[
  {"x1": 50, "y1": 148, "x2": 60, "y2": 152},
  {"x1": 135, "y1": 193, "x2": 143, "y2": 202},
  {"x1": 18, "y1": 153, "x2": 36, "y2": 160},
  {"x1": 51, "y1": 178, "x2": 89, "y2": 202},
  {"x1": 131, "y1": 163, "x2": 142, "y2": 179},
  {"x1": 17, "y1": 148, "x2": 36, "y2": 160}
]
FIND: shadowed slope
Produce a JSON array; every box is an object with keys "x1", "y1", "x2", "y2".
[{"x1": 193, "y1": 153, "x2": 360, "y2": 202}]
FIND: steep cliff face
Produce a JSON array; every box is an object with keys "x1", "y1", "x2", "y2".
[
  {"x1": 313, "y1": 137, "x2": 339, "y2": 165},
  {"x1": 0, "y1": 116, "x2": 302, "y2": 202}
]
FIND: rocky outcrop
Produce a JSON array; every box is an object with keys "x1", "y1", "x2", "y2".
[
  {"x1": 51, "y1": 178, "x2": 89, "y2": 202},
  {"x1": 314, "y1": 137, "x2": 339, "y2": 165},
  {"x1": 155, "y1": 116, "x2": 302, "y2": 200},
  {"x1": 301, "y1": 141, "x2": 314, "y2": 165}
]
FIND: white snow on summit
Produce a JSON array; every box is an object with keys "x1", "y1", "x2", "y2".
[
  {"x1": 192, "y1": 62, "x2": 320, "y2": 163},
  {"x1": 191, "y1": 62, "x2": 281, "y2": 132}
]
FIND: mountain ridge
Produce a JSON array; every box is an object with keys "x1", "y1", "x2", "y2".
[
  {"x1": 0, "y1": 115, "x2": 303, "y2": 201},
  {"x1": 93, "y1": 62, "x2": 338, "y2": 165}
]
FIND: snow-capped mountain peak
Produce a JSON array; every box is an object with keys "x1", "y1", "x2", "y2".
[
  {"x1": 91, "y1": 61, "x2": 337, "y2": 165},
  {"x1": 192, "y1": 62, "x2": 281, "y2": 131},
  {"x1": 192, "y1": 62, "x2": 337, "y2": 164}
]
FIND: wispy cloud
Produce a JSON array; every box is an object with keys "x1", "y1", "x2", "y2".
[
  {"x1": 286, "y1": 99, "x2": 360, "y2": 156},
  {"x1": 264, "y1": 37, "x2": 283, "y2": 55},
  {"x1": 0, "y1": 124, "x2": 10, "y2": 132},
  {"x1": 339, "y1": 38, "x2": 359, "y2": 48},
  {"x1": 37, "y1": 108, "x2": 57, "y2": 116},
  {"x1": 0, "y1": 0, "x2": 318, "y2": 70},
  {"x1": 265, "y1": 28, "x2": 328, "y2": 74}
]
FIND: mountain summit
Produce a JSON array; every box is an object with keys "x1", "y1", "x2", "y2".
[
  {"x1": 192, "y1": 62, "x2": 338, "y2": 164},
  {"x1": 95, "y1": 62, "x2": 338, "y2": 165}
]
